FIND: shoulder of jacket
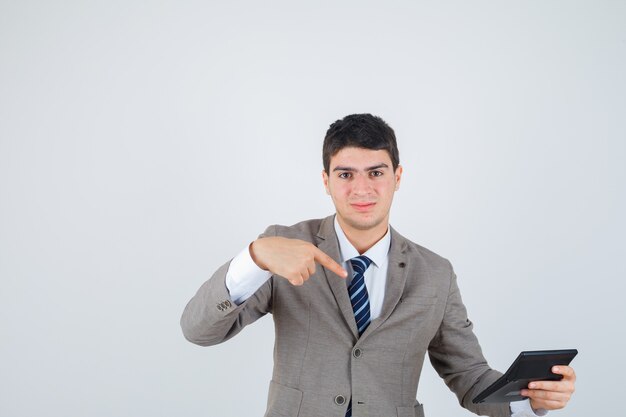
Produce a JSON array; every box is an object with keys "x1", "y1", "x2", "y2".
[{"x1": 264, "y1": 217, "x2": 325, "y2": 240}]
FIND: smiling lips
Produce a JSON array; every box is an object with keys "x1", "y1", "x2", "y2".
[{"x1": 351, "y1": 202, "x2": 376, "y2": 212}]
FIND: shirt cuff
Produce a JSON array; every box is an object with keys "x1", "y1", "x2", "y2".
[
  {"x1": 225, "y1": 244, "x2": 272, "y2": 305},
  {"x1": 510, "y1": 399, "x2": 548, "y2": 417}
]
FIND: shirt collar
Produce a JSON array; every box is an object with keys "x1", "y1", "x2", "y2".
[{"x1": 333, "y1": 215, "x2": 391, "y2": 268}]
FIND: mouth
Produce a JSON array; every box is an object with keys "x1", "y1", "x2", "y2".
[{"x1": 351, "y1": 202, "x2": 376, "y2": 212}]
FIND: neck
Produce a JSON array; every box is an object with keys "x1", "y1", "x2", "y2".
[{"x1": 336, "y1": 216, "x2": 389, "y2": 254}]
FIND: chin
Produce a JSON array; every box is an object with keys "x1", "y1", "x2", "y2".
[{"x1": 344, "y1": 215, "x2": 384, "y2": 231}]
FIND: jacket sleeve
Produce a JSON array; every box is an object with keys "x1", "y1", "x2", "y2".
[
  {"x1": 427, "y1": 262, "x2": 511, "y2": 417},
  {"x1": 180, "y1": 227, "x2": 275, "y2": 347}
]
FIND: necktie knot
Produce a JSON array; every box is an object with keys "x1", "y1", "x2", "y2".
[{"x1": 349, "y1": 255, "x2": 372, "y2": 276}]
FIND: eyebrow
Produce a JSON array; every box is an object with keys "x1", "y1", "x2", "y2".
[{"x1": 332, "y1": 163, "x2": 389, "y2": 172}]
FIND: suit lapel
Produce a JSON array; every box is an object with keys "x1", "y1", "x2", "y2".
[
  {"x1": 315, "y1": 215, "x2": 360, "y2": 339},
  {"x1": 360, "y1": 226, "x2": 408, "y2": 339}
]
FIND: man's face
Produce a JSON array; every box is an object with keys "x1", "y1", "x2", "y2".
[{"x1": 323, "y1": 146, "x2": 402, "y2": 234}]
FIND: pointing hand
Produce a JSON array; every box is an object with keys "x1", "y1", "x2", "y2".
[{"x1": 250, "y1": 237, "x2": 347, "y2": 286}]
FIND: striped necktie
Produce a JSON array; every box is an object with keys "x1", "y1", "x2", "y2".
[
  {"x1": 348, "y1": 255, "x2": 373, "y2": 336},
  {"x1": 345, "y1": 255, "x2": 373, "y2": 417}
]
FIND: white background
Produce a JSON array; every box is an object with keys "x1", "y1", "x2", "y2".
[{"x1": 1, "y1": 1, "x2": 624, "y2": 416}]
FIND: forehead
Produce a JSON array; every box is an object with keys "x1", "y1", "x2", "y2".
[{"x1": 329, "y1": 147, "x2": 392, "y2": 168}]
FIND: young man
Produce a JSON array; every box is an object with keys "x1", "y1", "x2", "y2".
[{"x1": 181, "y1": 114, "x2": 576, "y2": 417}]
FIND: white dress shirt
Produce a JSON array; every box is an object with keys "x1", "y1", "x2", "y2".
[{"x1": 224, "y1": 217, "x2": 544, "y2": 417}]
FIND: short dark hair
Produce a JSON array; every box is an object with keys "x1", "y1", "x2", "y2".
[{"x1": 322, "y1": 113, "x2": 400, "y2": 173}]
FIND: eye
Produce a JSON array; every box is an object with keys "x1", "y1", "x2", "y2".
[
  {"x1": 369, "y1": 170, "x2": 383, "y2": 177},
  {"x1": 338, "y1": 172, "x2": 352, "y2": 179}
]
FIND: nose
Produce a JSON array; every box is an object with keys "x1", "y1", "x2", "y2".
[{"x1": 352, "y1": 173, "x2": 372, "y2": 196}]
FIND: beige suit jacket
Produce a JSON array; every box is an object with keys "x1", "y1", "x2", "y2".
[{"x1": 181, "y1": 215, "x2": 511, "y2": 417}]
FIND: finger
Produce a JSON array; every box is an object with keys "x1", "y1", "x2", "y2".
[
  {"x1": 522, "y1": 388, "x2": 571, "y2": 403},
  {"x1": 301, "y1": 270, "x2": 311, "y2": 282},
  {"x1": 527, "y1": 380, "x2": 574, "y2": 393},
  {"x1": 289, "y1": 275, "x2": 304, "y2": 286},
  {"x1": 306, "y1": 260, "x2": 316, "y2": 277},
  {"x1": 313, "y1": 247, "x2": 348, "y2": 278},
  {"x1": 553, "y1": 365, "x2": 576, "y2": 380}
]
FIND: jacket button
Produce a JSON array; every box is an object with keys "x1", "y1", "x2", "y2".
[
  {"x1": 224, "y1": 300, "x2": 232, "y2": 308},
  {"x1": 216, "y1": 305, "x2": 223, "y2": 311},
  {"x1": 353, "y1": 348, "x2": 362, "y2": 358},
  {"x1": 334, "y1": 395, "x2": 346, "y2": 405},
  {"x1": 399, "y1": 262, "x2": 406, "y2": 268}
]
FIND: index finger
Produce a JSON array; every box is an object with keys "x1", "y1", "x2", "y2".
[{"x1": 313, "y1": 247, "x2": 348, "y2": 278}]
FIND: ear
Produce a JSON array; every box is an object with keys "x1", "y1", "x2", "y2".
[
  {"x1": 322, "y1": 169, "x2": 330, "y2": 194},
  {"x1": 394, "y1": 165, "x2": 403, "y2": 191}
]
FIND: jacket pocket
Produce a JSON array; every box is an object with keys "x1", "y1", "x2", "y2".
[
  {"x1": 264, "y1": 380, "x2": 303, "y2": 417},
  {"x1": 396, "y1": 402, "x2": 424, "y2": 417}
]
